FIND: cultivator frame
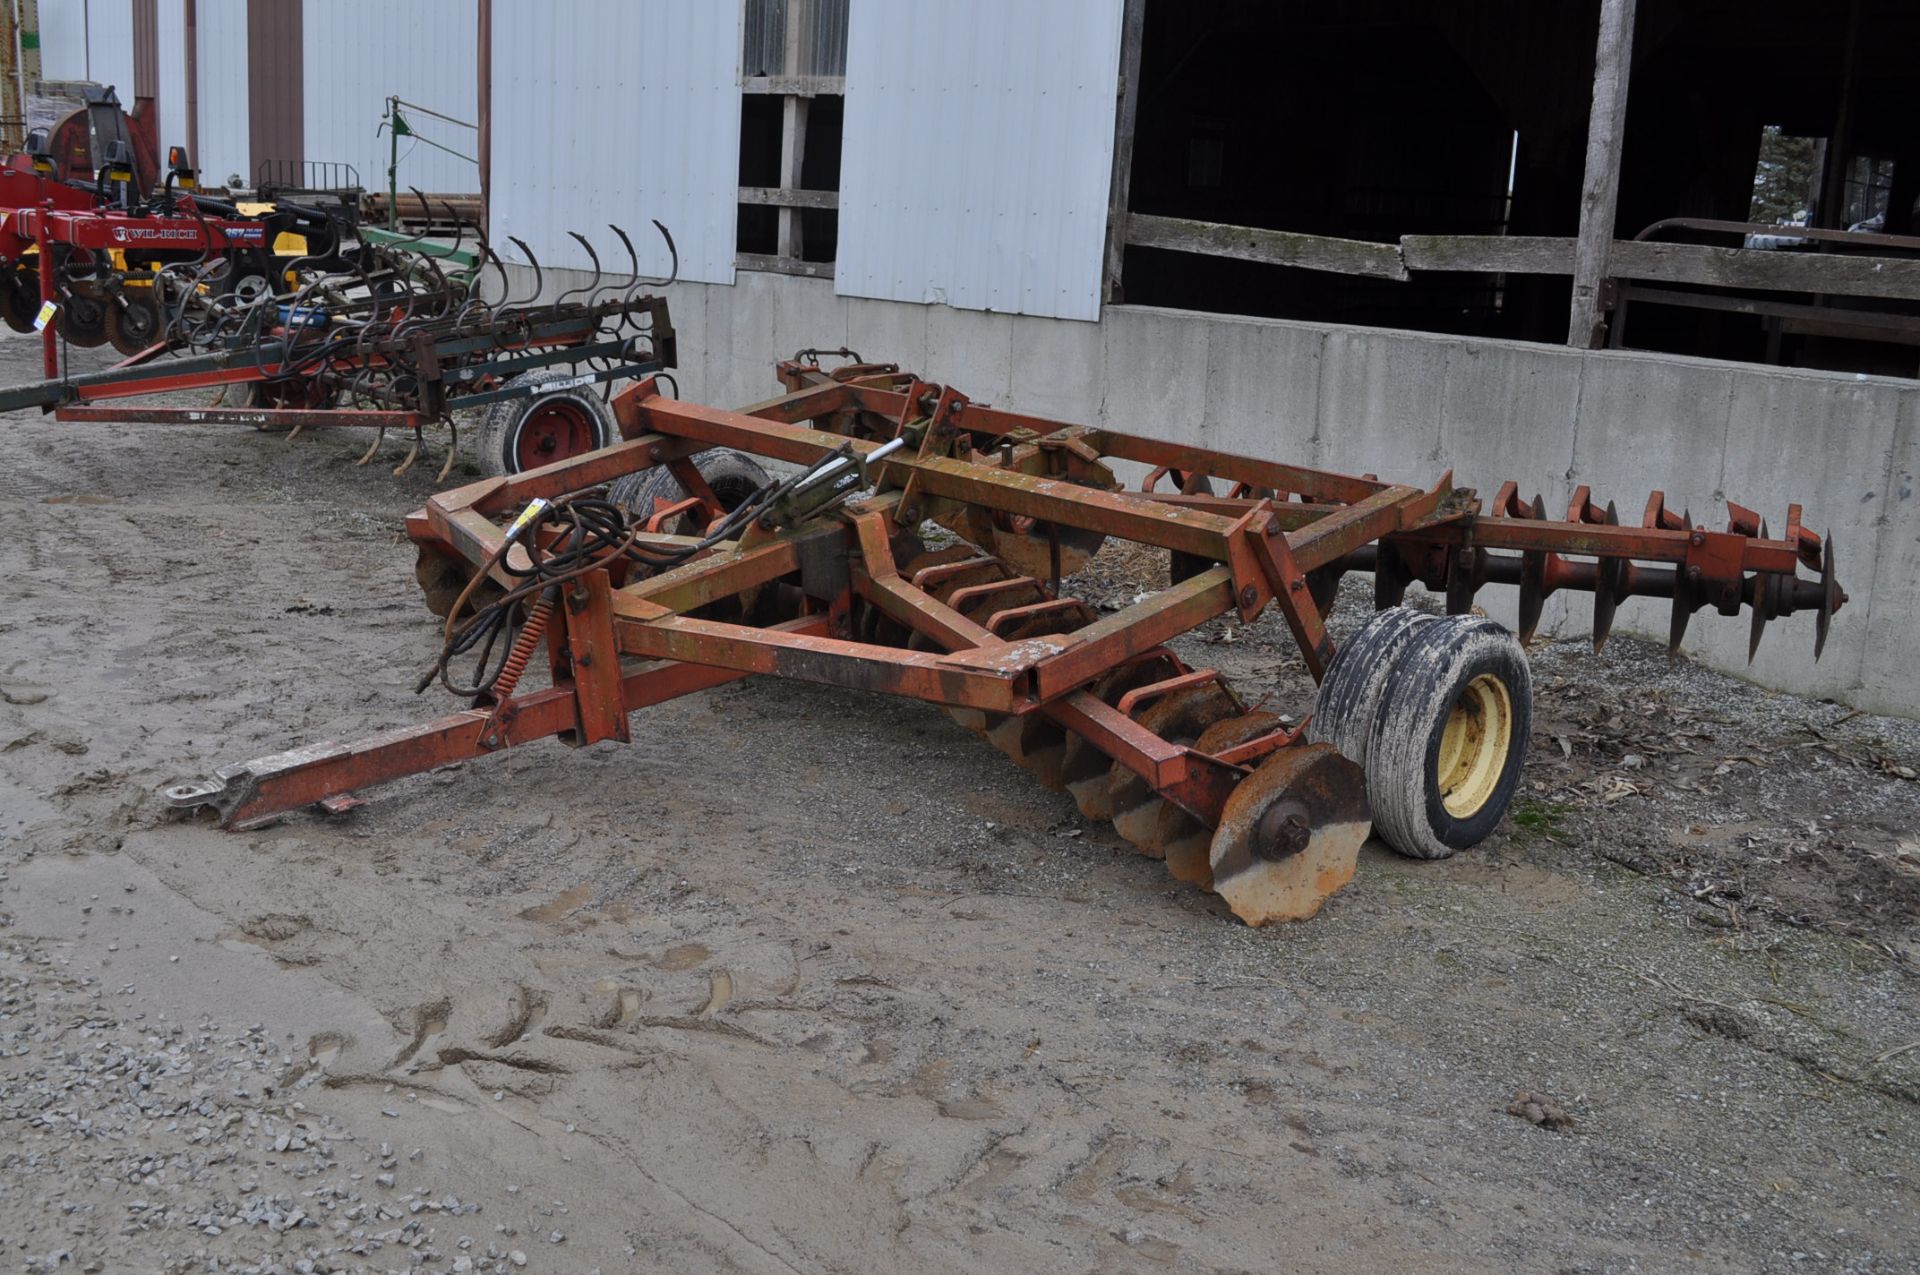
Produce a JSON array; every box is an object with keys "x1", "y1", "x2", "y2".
[
  {"x1": 168, "y1": 357, "x2": 1847, "y2": 923},
  {"x1": 0, "y1": 196, "x2": 681, "y2": 479}
]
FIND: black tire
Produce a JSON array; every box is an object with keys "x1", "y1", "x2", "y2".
[
  {"x1": 1306, "y1": 607, "x2": 1438, "y2": 768},
  {"x1": 1362, "y1": 616, "x2": 1532, "y2": 860},
  {"x1": 472, "y1": 372, "x2": 617, "y2": 476},
  {"x1": 105, "y1": 292, "x2": 163, "y2": 355},
  {"x1": 608, "y1": 448, "x2": 771, "y2": 531}
]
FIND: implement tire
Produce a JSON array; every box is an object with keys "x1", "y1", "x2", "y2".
[
  {"x1": 473, "y1": 372, "x2": 616, "y2": 476},
  {"x1": 1362, "y1": 616, "x2": 1532, "y2": 860},
  {"x1": 608, "y1": 448, "x2": 771, "y2": 531},
  {"x1": 1305, "y1": 607, "x2": 1437, "y2": 768}
]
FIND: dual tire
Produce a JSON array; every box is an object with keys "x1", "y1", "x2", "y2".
[{"x1": 1307, "y1": 608, "x2": 1532, "y2": 860}]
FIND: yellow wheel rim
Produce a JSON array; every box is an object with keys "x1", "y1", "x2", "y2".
[{"x1": 1436, "y1": 673, "x2": 1512, "y2": 819}]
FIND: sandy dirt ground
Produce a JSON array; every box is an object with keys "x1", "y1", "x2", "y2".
[{"x1": 2, "y1": 333, "x2": 1918, "y2": 1274}]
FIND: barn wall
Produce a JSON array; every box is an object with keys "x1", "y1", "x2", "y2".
[
  {"x1": 194, "y1": 0, "x2": 248, "y2": 183},
  {"x1": 154, "y1": 0, "x2": 187, "y2": 150},
  {"x1": 302, "y1": 0, "x2": 479, "y2": 196},
  {"x1": 38, "y1": 0, "x2": 90, "y2": 81},
  {"x1": 489, "y1": 0, "x2": 741, "y2": 283},
  {"x1": 835, "y1": 0, "x2": 1123, "y2": 321},
  {"x1": 36, "y1": 0, "x2": 138, "y2": 96}
]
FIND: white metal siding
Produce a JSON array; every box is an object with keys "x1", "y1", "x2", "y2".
[
  {"x1": 490, "y1": 0, "x2": 740, "y2": 284},
  {"x1": 155, "y1": 0, "x2": 187, "y2": 148},
  {"x1": 86, "y1": 0, "x2": 137, "y2": 101},
  {"x1": 835, "y1": 0, "x2": 1123, "y2": 322},
  {"x1": 195, "y1": 1, "x2": 248, "y2": 185},
  {"x1": 38, "y1": 0, "x2": 89, "y2": 81},
  {"x1": 303, "y1": 0, "x2": 479, "y2": 197}
]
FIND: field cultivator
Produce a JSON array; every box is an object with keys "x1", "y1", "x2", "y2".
[
  {"x1": 168, "y1": 357, "x2": 1849, "y2": 924},
  {"x1": 0, "y1": 91, "x2": 353, "y2": 363},
  {"x1": 0, "y1": 182, "x2": 680, "y2": 479}
]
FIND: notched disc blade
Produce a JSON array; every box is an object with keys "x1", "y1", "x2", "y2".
[
  {"x1": 1592, "y1": 558, "x2": 1621, "y2": 652},
  {"x1": 985, "y1": 714, "x2": 1071, "y2": 790},
  {"x1": 1816, "y1": 533, "x2": 1838, "y2": 661},
  {"x1": 1104, "y1": 683, "x2": 1242, "y2": 858},
  {"x1": 1209, "y1": 744, "x2": 1370, "y2": 926},
  {"x1": 1668, "y1": 585, "x2": 1692, "y2": 657}
]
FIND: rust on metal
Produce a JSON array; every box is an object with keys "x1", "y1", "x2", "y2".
[{"x1": 168, "y1": 354, "x2": 1852, "y2": 926}]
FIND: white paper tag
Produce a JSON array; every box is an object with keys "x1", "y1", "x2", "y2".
[{"x1": 32, "y1": 300, "x2": 57, "y2": 331}]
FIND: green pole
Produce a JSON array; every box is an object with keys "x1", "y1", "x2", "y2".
[{"x1": 386, "y1": 96, "x2": 399, "y2": 231}]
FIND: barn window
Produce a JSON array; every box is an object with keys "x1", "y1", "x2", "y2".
[{"x1": 737, "y1": 0, "x2": 848, "y2": 278}]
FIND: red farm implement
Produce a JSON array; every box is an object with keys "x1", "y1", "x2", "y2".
[
  {"x1": 167, "y1": 356, "x2": 1847, "y2": 924},
  {"x1": 0, "y1": 185, "x2": 680, "y2": 479}
]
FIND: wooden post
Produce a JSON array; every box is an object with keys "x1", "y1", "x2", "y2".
[
  {"x1": 776, "y1": 7, "x2": 808, "y2": 262},
  {"x1": 1816, "y1": 0, "x2": 1864, "y2": 229},
  {"x1": 1567, "y1": 0, "x2": 1637, "y2": 348},
  {"x1": 184, "y1": 0, "x2": 198, "y2": 170},
  {"x1": 477, "y1": 0, "x2": 491, "y2": 230},
  {"x1": 1103, "y1": 0, "x2": 1147, "y2": 304}
]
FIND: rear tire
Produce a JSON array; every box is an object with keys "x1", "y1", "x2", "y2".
[
  {"x1": 1361, "y1": 616, "x2": 1532, "y2": 860},
  {"x1": 473, "y1": 372, "x2": 616, "y2": 475}
]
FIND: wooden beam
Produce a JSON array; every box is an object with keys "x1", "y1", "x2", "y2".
[
  {"x1": 738, "y1": 186, "x2": 838, "y2": 210},
  {"x1": 735, "y1": 253, "x2": 834, "y2": 280},
  {"x1": 1568, "y1": 0, "x2": 1638, "y2": 348},
  {"x1": 776, "y1": 15, "x2": 809, "y2": 262},
  {"x1": 1118, "y1": 215, "x2": 1920, "y2": 303},
  {"x1": 1103, "y1": 0, "x2": 1147, "y2": 304},
  {"x1": 1401, "y1": 235, "x2": 1573, "y2": 274},
  {"x1": 1124, "y1": 213, "x2": 1409, "y2": 282},
  {"x1": 1613, "y1": 284, "x2": 1920, "y2": 345},
  {"x1": 1402, "y1": 233, "x2": 1920, "y2": 302},
  {"x1": 1609, "y1": 241, "x2": 1920, "y2": 302},
  {"x1": 1816, "y1": 0, "x2": 1865, "y2": 229},
  {"x1": 741, "y1": 75, "x2": 845, "y2": 97}
]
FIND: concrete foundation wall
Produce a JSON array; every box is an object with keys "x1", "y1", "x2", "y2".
[{"x1": 617, "y1": 270, "x2": 1916, "y2": 718}]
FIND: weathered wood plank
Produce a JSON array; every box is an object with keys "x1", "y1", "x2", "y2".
[
  {"x1": 740, "y1": 75, "x2": 845, "y2": 97},
  {"x1": 1400, "y1": 235, "x2": 1574, "y2": 274},
  {"x1": 735, "y1": 253, "x2": 834, "y2": 280},
  {"x1": 1610, "y1": 242, "x2": 1920, "y2": 302},
  {"x1": 739, "y1": 186, "x2": 839, "y2": 211},
  {"x1": 1568, "y1": 0, "x2": 1639, "y2": 346},
  {"x1": 1103, "y1": 0, "x2": 1148, "y2": 303},
  {"x1": 1124, "y1": 213, "x2": 1409, "y2": 281}
]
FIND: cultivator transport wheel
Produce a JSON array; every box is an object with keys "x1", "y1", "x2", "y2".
[
  {"x1": 1311, "y1": 610, "x2": 1532, "y2": 861},
  {"x1": 475, "y1": 373, "x2": 618, "y2": 476},
  {"x1": 104, "y1": 292, "x2": 162, "y2": 356}
]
